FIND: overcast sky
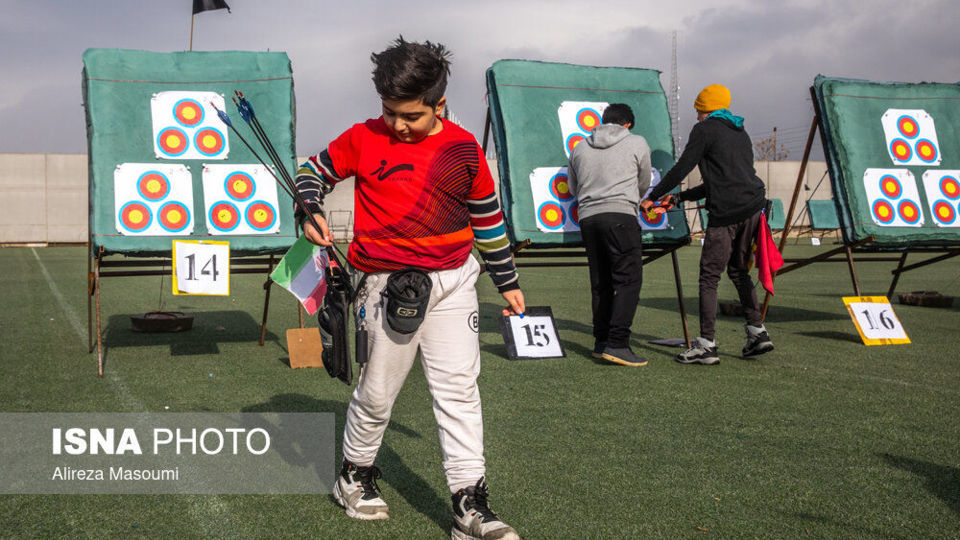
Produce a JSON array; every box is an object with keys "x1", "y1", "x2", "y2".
[{"x1": 1, "y1": 0, "x2": 957, "y2": 159}]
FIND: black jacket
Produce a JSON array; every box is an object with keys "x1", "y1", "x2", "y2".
[{"x1": 649, "y1": 116, "x2": 765, "y2": 227}]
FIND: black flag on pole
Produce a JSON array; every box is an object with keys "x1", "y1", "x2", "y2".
[{"x1": 193, "y1": 0, "x2": 231, "y2": 14}]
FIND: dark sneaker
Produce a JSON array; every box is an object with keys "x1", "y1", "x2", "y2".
[
  {"x1": 333, "y1": 460, "x2": 389, "y2": 520},
  {"x1": 600, "y1": 346, "x2": 648, "y2": 367},
  {"x1": 592, "y1": 341, "x2": 606, "y2": 359},
  {"x1": 452, "y1": 478, "x2": 519, "y2": 540},
  {"x1": 676, "y1": 338, "x2": 720, "y2": 365},
  {"x1": 742, "y1": 325, "x2": 774, "y2": 357}
]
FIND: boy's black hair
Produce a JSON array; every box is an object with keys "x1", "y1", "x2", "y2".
[
  {"x1": 602, "y1": 103, "x2": 634, "y2": 127},
  {"x1": 371, "y1": 36, "x2": 452, "y2": 107}
]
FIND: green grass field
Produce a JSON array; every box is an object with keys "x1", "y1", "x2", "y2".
[{"x1": 1, "y1": 244, "x2": 958, "y2": 538}]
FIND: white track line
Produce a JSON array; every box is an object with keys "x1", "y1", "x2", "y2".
[{"x1": 30, "y1": 248, "x2": 238, "y2": 533}]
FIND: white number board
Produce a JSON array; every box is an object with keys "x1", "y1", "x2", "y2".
[
  {"x1": 172, "y1": 240, "x2": 230, "y2": 296},
  {"x1": 499, "y1": 306, "x2": 565, "y2": 360},
  {"x1": 842, "y1": 296, "x2": 910, "y2": 345}
]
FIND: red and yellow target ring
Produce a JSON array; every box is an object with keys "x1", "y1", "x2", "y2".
[
  {"x1": 576, "y1": 108, "x2": 601, "y2": 132},
  {"x1": 225, "y1": 172, "x2": 256, "y2": 201},
  {"x1": 939, "y1": 175, "x2": 960, "y2": 200},
  {"x1": 158, "y1": 202, "x2": 190, "y2": 233},
  {"x1": 245, "y1": 201, "x2": 277, "y2": 231},
  {"x1": 879, "y1": 175, "x2": 902, "y2": 199},
  {"x1": 872, "y1": 200, "x2": 895, "y2": 224},
  {"x1": 570, "y1": 203, "x2": 580, "y2": 226},
  {"x1": 932, "y1": 200, "x2": 956, "y2": 225},
  {"x1": 174, "y1": 98, "x2": 204, "y2": 127},
  {"x1": 119, "y1": 201, "x2": 152, "y2": 232},
  {"x1": 209, "y1": 201, "x2": 240, "y2": 232},
  {"x1": 538, "y1": 202, "x2": 565, "y2": 230},
  {"x1": 897, "y1": 200, "x2": 921, "y2": 224},
  {"x1": 137, "y1": 171, "x2": 169, "y2": 201},
  {"x1": 550, "y1": 172, "x2": 574, "y2": 201},
  {"x1": 889, "y1": 139, "x2": 911, "y2": 162},
  {"x1": 896, "y1": 115, "x2": 919, "y2": 138},
  {"x1": 157, "y1": 127, "x2": 189, "y2": 157},
  {"x1": 916, "y1": 139, "x2": 938, "y2": 163},
  {"x1": 641, "y1": 209, "x2": 666, "y2": 227},
  {"x1": 194, "y1": 127, "x2": 226, "y2": 157},
  {"x1": 566, "y1": 133, "x2": 586, "y2": 155}
]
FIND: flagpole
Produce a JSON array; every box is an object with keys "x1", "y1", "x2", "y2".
[{"x1": 189, "y1": 14, "x2": 195, "y2": 51}]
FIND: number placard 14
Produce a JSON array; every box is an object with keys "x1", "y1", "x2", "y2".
[
  {"x1": 173, "y1": 240, "x2": 230, "y2": 296},
  {"x1": 842, "y1": 296, "x2": 910, "y2": 345}
]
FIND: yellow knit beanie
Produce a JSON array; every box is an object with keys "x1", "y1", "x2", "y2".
[{"x1": 694, "y1": 84, "x2": 731, "y2": 112}]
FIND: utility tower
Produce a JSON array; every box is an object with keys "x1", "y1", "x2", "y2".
[{"x1": 668, "y1": 31, "x2": 681, "y2": 159}]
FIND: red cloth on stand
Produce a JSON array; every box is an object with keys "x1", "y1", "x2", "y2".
[{"x1": 756, "y1": 212, "x2": 784, "y2": 295}]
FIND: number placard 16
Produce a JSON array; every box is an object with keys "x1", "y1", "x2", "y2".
[
  {"x1": 842, "y1": 296, "x2": 910, "y2": 345},
  {"x1": 173, "y1": 240, "x2": 230, "y2": 296}
]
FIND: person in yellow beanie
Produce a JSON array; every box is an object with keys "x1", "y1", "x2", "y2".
[{"x1": 641, "y1": 84, "x2": 774, "y2": 365}]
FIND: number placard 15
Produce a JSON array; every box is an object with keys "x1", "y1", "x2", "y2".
[
  {"x1": 498, "y1": 306, "x2": 565, "y2": 360},
  {"x1": 173, "y1": 240, "x2": 230, "y2": 296},
  {"x1": 842, "y1": 296, "x2": 910, "y2": 345}
]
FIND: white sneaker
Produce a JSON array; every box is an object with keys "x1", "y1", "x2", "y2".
[
  {"x1": 333, "y1": 460, "x2": 389, "y2": 520},
  {"x1": 451, "y1": 478, "x2": 519, "y2": 540}
]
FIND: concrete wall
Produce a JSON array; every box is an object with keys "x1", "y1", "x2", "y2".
[
  {"x1": 0, "y1": 154, "x2": 87, "y2": 243},
  {"x1": 0, "y1": 154, "x2": 831, "y2": 244}
]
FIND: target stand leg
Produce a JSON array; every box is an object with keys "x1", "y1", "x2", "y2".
[
  {"x1": 671, "y1": 249, "x2": 691, "y2": 348},
  {"x1": 887, "y1": 252, "x2": 909, "y2": 298},
  {"x1": 259, "y1": 255, "x2": 275, "y2": 346},
  {"x1": 87, "y1": 247, "x2": 94, "y2": 354},
  {"x1": 95, "y1": 247, "x2": 104, "y2": 378}
]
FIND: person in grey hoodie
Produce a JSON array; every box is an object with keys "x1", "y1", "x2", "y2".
[{"x1": 567, "y1": 103, "x2": 652, "y2": 367}]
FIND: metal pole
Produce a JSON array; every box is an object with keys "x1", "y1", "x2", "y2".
[
  {"x1": 845, "y1": 246, "x2": 862, "y2": 296},
  {"x1": 259, "y1": 255, "x2": 275, "y2": 346},
  {"x1": 95, "y1": 247, "x2": 104, "y2": 378},
  {"x1": 761, "y1": 113, "x2": 819, "y2": 321},
  {"x1": 887, "y1": 252, "x2": 908, "y2": 298},
  {"x1": 189, "y1": 15, "x2": 195, "y2": 51},
  {"x1": 671, "y1": 249, "x2": 691, "y2": 348}
]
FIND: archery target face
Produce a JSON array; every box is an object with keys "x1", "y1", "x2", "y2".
[
  {"x1": 529, "y1": 167, "x2": 580, "y2": 232},
  {"x1": 558, "y1": 101, "x2": 609, "y2": 158},
  {"x1": 638, "y1": 168, "x2": 668, "y2": 230},
  {"x1": 151, "y1": 91, "x2": 229, "y2": 160},
  {"x1": 921, "y1": 170, "x2": 960, "y2": 227},
  {"x1": 114, "y1": 163, "x2": 194, "y2": 236},
  {"x1": 862, "y1": 168, "x2": 924, "y2": 227},
  {"x1": 202, "y1": 164, "x2": 280, "y2": 235},
  {"x1": 881, "y1": 109, "x2": 941, "y2": 166}
]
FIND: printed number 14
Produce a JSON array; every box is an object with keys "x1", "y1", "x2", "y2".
[
  {"x1": 184, "y1": 253, "x2": 219, "y2": 281},
  {"x1": 521, "y1": 324, "x2": 550, "y2": 347}
]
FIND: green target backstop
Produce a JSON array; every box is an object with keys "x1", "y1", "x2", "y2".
[{"x1": 485, "y1": 60, "x2": 690, "y2": 248}]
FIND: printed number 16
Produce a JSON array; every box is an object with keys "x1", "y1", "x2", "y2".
[
  {"x1": 861, "y1": 308, "x2": 895, "y2": 330},
  {"x1": 521, "y1": 324, "x2": 550, "y2": 347}
]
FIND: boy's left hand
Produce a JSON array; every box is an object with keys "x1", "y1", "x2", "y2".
[{"x1": 501, "y1": 289, "x2": 525, "y2": 317}]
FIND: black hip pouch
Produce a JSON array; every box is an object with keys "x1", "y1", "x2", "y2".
[{"x1": 384, "y1": 268, "x2": 433, "y2": 334}]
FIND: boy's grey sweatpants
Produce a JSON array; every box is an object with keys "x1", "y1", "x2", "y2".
[
  {"x1": 342, "y1": 255, "x2": 485, "y2": 493},
  {"x1": 699, "y1": 210, "x2": 764, "y2": 341}
]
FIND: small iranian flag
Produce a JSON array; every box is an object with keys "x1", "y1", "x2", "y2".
[{"x1": 270, "y1": 236, "x2": 329, "y2": 315}]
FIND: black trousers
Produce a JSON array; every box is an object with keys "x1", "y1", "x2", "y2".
[
  {"x1": 698, "y1": 209, "x2": 764, "y2": 341},
  {"x1": 580, "y1": 213, "x2": 644, "y2": 348}
]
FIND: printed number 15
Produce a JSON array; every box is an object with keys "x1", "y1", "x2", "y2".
[{"x1": 521, "y1": 324, "x2": 550, "y2": 347}]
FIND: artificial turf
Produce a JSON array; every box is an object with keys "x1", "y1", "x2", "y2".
[{"x1": 1, "y1": 244, "x2": 958, "y2": 538}]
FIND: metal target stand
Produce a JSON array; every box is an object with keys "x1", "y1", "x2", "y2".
[
  {"x1": 481, "y1": 110, "x2": 692, "y2": 349},
  {"x1": 761, "y1": 86, "x2": 960, "y2": 320}
]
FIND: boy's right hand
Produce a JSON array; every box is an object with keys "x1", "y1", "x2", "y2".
[{"x1": 303, "y1": 213, "x2": 334, "y2": 246}]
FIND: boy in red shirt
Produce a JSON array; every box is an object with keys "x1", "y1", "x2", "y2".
[{"x1": 297, "y1": 37, "x2": 523, "y2": 540}]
